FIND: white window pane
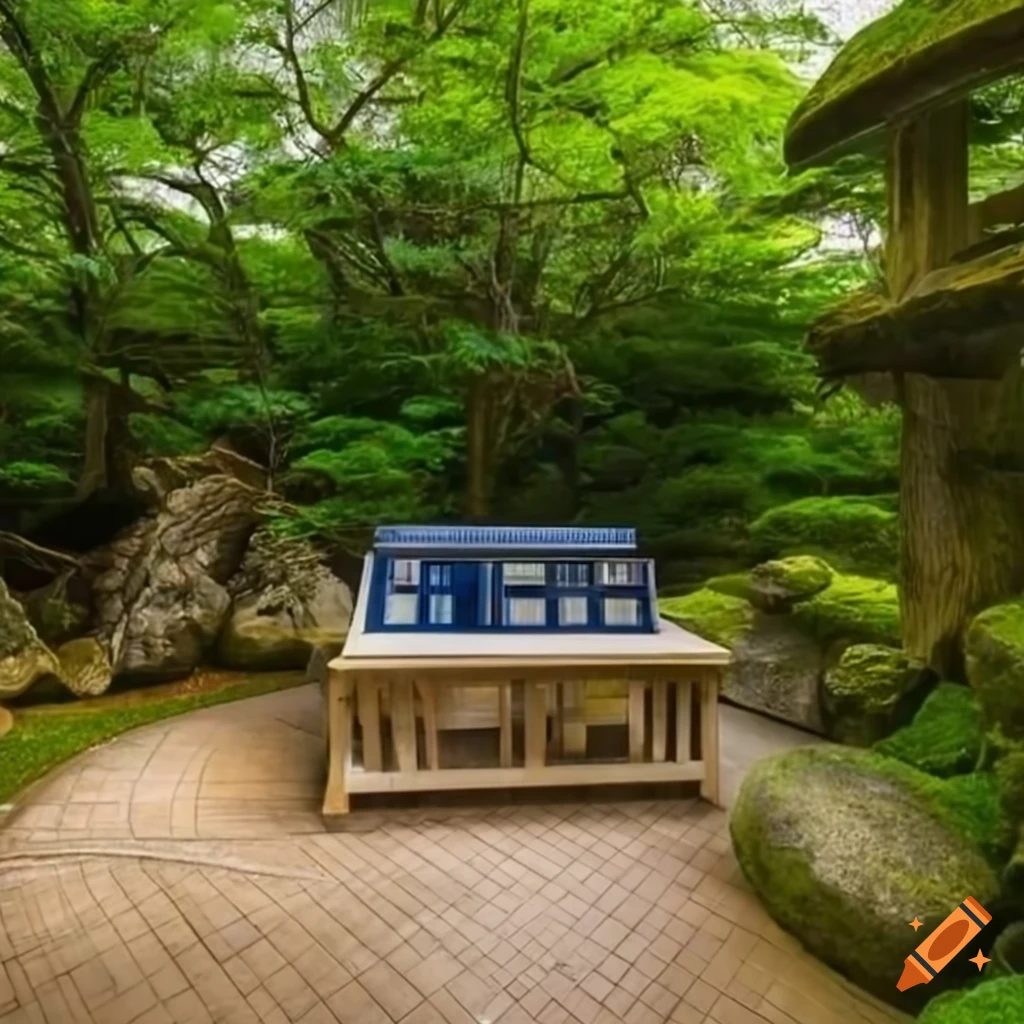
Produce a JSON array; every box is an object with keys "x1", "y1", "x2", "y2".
[
  {"x1": 385, "y1": 593, "x2": 419, "y2": 625},
  {"x1": 604, "y1": 597, "x2": 639, "y2": 626},
  {"x1": 597, "y1": 561, "x2": 641, "y2": 585},
  {"x1": 504, "y1": 562, "x2": 546, "y2": 585},
  {"x1": 393, "y1": 559, "x2": 420, "y2": 585},
  {"x1": 556, "y1": 563, "x2": 588, "y2": 586},
  {"x1": 559, "y1": 596, "x2": 588, "y2": 626},
  {"x1": 507, "y1": 597, "x2": 547, "y2": 626},
  {"x1": 429, "y1": 594, "x2": 453, "y2": 625}
]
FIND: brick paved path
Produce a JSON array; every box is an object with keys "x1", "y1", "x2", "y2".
[{"x1": 0, "y1": 686, "x2": 907, "y2": 1024}]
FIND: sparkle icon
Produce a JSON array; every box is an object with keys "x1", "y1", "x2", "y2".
[
  {"x1": 909, "y1": 918, "x2": 923, "y2": 931},
  {"x1": 968, "y1": 950, "x2": 990, "y2": 972}
]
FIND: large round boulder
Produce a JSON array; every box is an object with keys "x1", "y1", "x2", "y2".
[
  {"x1": 730, "y1": 746, "x2": 1001, "y2": 1007},
  {"x1": 822, "y1": 643, "x2": 926, "y2": 746},
  {"x1": 218, "y1": 530, "x2": 353, "y2": 671},
  {"x1": 966, "y1": 599, "x2": 1024, "y2": 740},
  {"x1": 791, "y1": 573, "x2": 901, "y2": 647},
  {"x1": 0, "y1": 578, "x2": 60, "y2": 700}
]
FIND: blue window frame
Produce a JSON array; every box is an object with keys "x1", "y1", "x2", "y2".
[{"x1": 367, "y1": 554, "x2": 656, "y2": 633}]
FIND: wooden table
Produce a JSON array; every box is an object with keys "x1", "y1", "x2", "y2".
[{"x1": 323, "y1": 620, "x2": 730, "y2": 824}]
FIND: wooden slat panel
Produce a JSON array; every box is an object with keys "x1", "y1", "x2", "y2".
[
  {"x1": 676, "y1": 679, "x2": 692, "y2": 764},
  {"x1": 628, "y1": 681, "x2": 646, "y2": 763},
  {"x1": 700, "y1": 670, "x2": 720, "y2": 806},
  {"x1": 498, "y1": 683, "x2": 513, "y2": 768},
  {"x1": 349, "y1": 760, "x2": 705, "y2": 794},
  {"x1": 357, "y1": 679, "x2": 383, "y2": 772},
  {"x1": 561, "y1": 680, "x2": 587, "y2": 759},
  {"x1": 416, "y1": 680, "x2": 440, "y2": 771},
  {"x1": 651, "y1": 680, "x2": 668, "y2": 763},
  {"x1": 391, "y1": 679, "x2": 418, "y2": 772},
  {"x1": 524, "y1": 682, "x2": 547, "y2": 769}
]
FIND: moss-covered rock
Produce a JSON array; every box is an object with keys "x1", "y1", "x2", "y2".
[
  {"x1": 55, "y1": 637, "x2": 113, "y2": 698},
  {"x1": 748, "y1": 555, "x2": 833, "y2": 612},
  {"x1": 995, "y1": 743, "x2": 1024, "y2": 822},
  {"x1": 749, "y1": 495, "x2": 898, "y2": 580},
  {"x1": 919, "y1": 975, "x2": 1024, "y2": 1024},
  {"x1": 991, "y1": 922, "x2": 1024, "y2": 978},
  {"x1": 705, "y1": 572, "x2": 755, "y2": 603},
  {"x1": 876, "y1": 683, "x2": 983, "y2": 777},
  {"x1": 730, "y1": 745, "x2": 1003, "y2": 1008},
  {"x1": 966, "y1": 600, "x2": 1024, "y2": 740},
  {"x1": 791, "y1": 573, "x2": 901, "y2": 647},
  {"x1": 660, "y1": 589, "x2": 754, "y2": 648},
  {"x1": 822, "y1": 644, "x2": 926, "y2": 746}
]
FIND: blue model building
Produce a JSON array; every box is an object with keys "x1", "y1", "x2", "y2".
[{"x1": 365, "y1": 525, "x2": 658, "y2": 634}]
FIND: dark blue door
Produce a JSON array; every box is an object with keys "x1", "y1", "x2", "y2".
[{"x1": 452, "y1": 562, "x2": 479, "y2": 627}]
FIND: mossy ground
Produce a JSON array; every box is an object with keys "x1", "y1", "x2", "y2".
[
  {"x1": 791, "y1": 573, "x2": 900, "y2": 646},
  {"x1": 659, "y1": 588, "x2": 753, "y2": 647},
  {"x1": 0, "y1": 670, "x2": 305, "y2": 806},
  {"x1": 919, "y1": 974, "x2": 1024, "y2": 1023},
  {"x1": 748, "y1": 495, "x2": 898, "y2": 579},
  {"x1": 876, "y1": 683, "x2": 983, "y2": 777}
]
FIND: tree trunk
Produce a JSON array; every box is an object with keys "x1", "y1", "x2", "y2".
[
  {"x1": 890, "y1": 103, "x2": 1024, "y2": 675},
  {"x1": 465, "y1": 376, "x2": 495, "y2": 520},
  {"x1": 76, "y1": 377, "x2": 135, "y2": 500}
]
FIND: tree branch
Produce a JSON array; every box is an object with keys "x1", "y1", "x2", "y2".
[{"x1": 0, "y1": 531, "x2": 80, "y2": 572}]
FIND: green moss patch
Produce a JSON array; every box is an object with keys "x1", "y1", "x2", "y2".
[
  {"x1": 966, "y1": 600, "x2": 1024, "y2": 739},
  {"x1": 748, "y1": 555, "x2": 833, "y2": 611},
  {"x1": 749, "y1": 496, "x2": 898, "y2": 579},
  {"x1": 792, "y1": 573, "x2": 900, "y2": 647},
  {"x1": 660, "y1": 589, "x2": 753, "y2": 648},
  {"x1": 0, "y1": 671, "x2": 305, "y2": 806},
  {"x1": 876, "y1": 683, "x2": 983, "y2": 777},
  {"x1": 705, "y1": 572, "x2": 755, "y2": 602},
  {"x1": 919, "y1": 975, "x2": 1024, "y2": 1023}
]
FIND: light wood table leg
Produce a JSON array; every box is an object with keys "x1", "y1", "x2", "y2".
[
  {"x1": 651, "y1": 680, "x2": 668, "y2": 762},
  {"x1": 323, "y1": 671, "x2": 354, "y2": 820},
  {"x1": 676, "y1": 679, "x2": 692, "y2": 763},
  {"x1": 357, "y1": 679, "x2": 383, "y2": 771},
  {"x1": 700, "y1": 670, "x2": 721, "y2": 806},
  {"x1": 416, "y1": 680, "x2": 440, "y2": 770},
  {"x1": 628, "y1": 680, "x2": 646, "y2": 763},
  {"x1": 524, "y1": 681, "x2": 547, "y2": 769},
  {"x1": 499, "y1": 682, "x2": 513, "y2": 767},
  {"x1": 391, "y1": 679, "x2": 418, "y2": 772}
]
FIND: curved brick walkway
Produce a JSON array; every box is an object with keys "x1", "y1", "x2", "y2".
[{"x1": 0, "y1": 686, "x2": 907, "y2": 1024}]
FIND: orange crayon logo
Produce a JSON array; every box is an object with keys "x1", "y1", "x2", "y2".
[{"x1": 897, "y1": 897, "x2": 992, "y2": 992}]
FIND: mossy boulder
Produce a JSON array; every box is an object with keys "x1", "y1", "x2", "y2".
[
  {"x1": 748, "y1": 555, "x2": 833, "y2": 612},
  {"x1": 792, "y1": 573, "x2": 901, "y2": 647},
  {"x1": 749, "y1": 495, "x2": 898, "y2": 580},
  {"x1": 705, "y1": 572, "x2": 756, "y2": 603},
  {"x1": 660, "y1": 589, "x2": 754, "y2": 649},
  {"x1": 730, "y1": 746, "x2": 1003, "y2": 1008},
  {"x1": 995, "y1": 743, "x2": 1024, "y2": 822},
  {"x1": 876, "y1": 683, "x2": 984, "y2": 777},
  {"x1": 919, "y1": 975, "x2": 1024, "y2": 1024},
  {"x1": 991, "y1": 922, "x2": 1024, "y2": 978},
  {"x1": 55, "y1": 637, "x2": 113, "y2": 698},
  {"x1": 821, "y1": 644, "x2": 926, "y2": 746},
  {"x1": 965, "y1": 600, "x2": 1024, "y2": 740},
  {"x1": 0, "y1": 578, "x2": 60, "y2": 701}
]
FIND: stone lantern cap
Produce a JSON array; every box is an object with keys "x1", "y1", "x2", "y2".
[{"x1": 785, "y1": 0, "x2": 1024, "y2": 169}]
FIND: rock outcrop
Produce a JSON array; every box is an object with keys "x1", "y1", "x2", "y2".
[
  {"x1": 730, "y1": 746, "x2": 1001, "y2": 1008},
  {"x1": 822, "y1": 643, "x2": 925, "y2": 745},
  {"x1": 661, "y1": 557, "x2": 901, "y2": 734},
  {"x1": 0, "y1": 578, "x2": 60, "y2": 700},
  {"x1": 87, "y1": 473, "x2": 258, "y2": 680},
  {"x1": 218, "y1": 529, "x2": 353, "y2": 671}
]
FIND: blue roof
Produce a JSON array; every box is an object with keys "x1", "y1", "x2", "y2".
[{"x1": 373, "y1": 525, "x2": 637, "y2": 551}]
